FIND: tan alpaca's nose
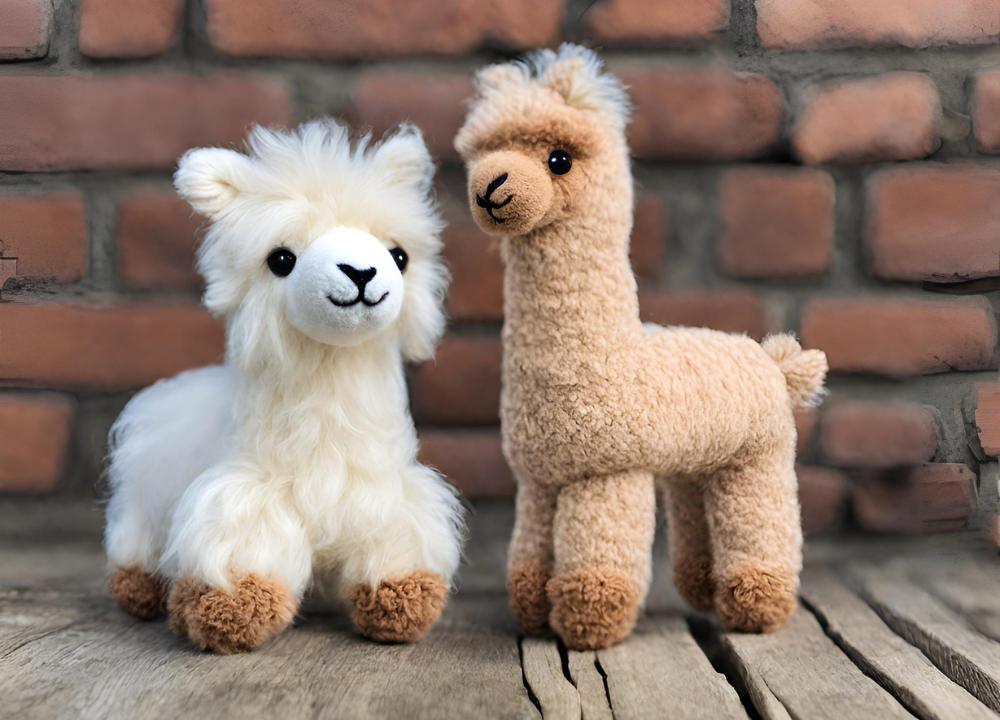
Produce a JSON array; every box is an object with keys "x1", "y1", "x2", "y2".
[{"x1": 468, "y1": 151, "x2": 552, "y2": 236}]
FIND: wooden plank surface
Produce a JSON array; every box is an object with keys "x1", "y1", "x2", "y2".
[
  {"x1": 917, "y1": 560, "x2": 1000, "y2": 641},
  {"x1": 802, "y1": 567, "x2": 994, "y2": 720},
  {"x1": 850, "y1": 562, "x2": 1000, "y2": 714},
  {"x1": 566, "y1": 650, "x2": 613, "y2": 720},
  {"x1": 722, "y1": 606, "x2": 913, "y2": 720},
  {"x1": 597, "y1": 614, "x2": 748, "y2": 720},
  {"x1": 521, "y1": 638, "x2": 580, "y2": 720}
]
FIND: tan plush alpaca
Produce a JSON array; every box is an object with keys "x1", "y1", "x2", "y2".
[{"x1": 455, "y1": 45, "x2": 828, "y2": 651}]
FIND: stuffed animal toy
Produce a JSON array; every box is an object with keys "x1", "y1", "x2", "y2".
[
  {"x1": 455, "y1": 45, "x2": 828, "y2": 651},
  {"x1": 104, "y1": 119, "x2": 464, "y2": 653}
]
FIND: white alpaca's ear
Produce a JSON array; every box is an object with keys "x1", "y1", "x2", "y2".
[
  {"x1": 370, "y1": 125, "x2": 436, "y2": 194},
  {"x1": 174, "y1": 147, "x2": 256, "y2": 217}
]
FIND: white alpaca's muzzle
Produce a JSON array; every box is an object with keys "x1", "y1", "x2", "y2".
[{"x1": 286, "y1": 227, "x2": 404, "y2": 346}]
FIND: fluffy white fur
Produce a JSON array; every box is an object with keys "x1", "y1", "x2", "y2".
[{"x1": 104, "y1": 119, "x2": 463, "y2": 604}]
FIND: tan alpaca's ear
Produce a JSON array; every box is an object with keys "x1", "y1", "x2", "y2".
[
  {"x1": 372, "y1": 125, "x2": 435, "y2": 194},
  {"x1": 174, "y1": 147, "x2": 256, "y2": 217},
  {"x1": 474, "y1": 63, "x2": 527, "y2": 94}
]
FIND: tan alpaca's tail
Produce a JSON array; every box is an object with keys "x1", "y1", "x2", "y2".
[{"x1": 762, "y1": 334, "x2": 828, "y2": 409}]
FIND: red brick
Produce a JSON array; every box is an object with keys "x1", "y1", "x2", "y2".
[
  {"x1": 973, "y1": 73, "x2": 1000, "y2": 154},
  {"x1": 792, "y1": 73, "x2": 941, "y2": 165},
  {"x1": 853, "y1": 464, "x2": 974, "y2": 534},
  {"x1": 410, "y1": 335, "x2": 501, "y2": 426},
  {"x1": 639, "y1": 289, "x2": 769, "y2": 340},
  {"x1": 718, "y1": 167, "x2": 834, "y2": 279},
  {"x1": 821, "y1": 402, "x2": 937, "y2": 469},
  {"x1": 795, "y1": 407, "x2": 817, "y2": 457},
  {"x1": 757, "y1": 0, "x2": 1000, "y2": 50},
  {"x1": 0, "y1": 393, "x2": 73, "y2": 493},
  {"x1": 918, "y1": 463, "x2": 976, "y2": 533},
  {"x1": 204, "y1": 0, "x2": 565, "y2": 57},
  {"x1": 0, "y1": 193, "x2": 87, "y2": 283},
  {"x1": 0, "y1": 75, "x2": 294, "y2": 171},
  {"x1": 797, "y1": 465, "x2": 848, "y2": 535},
  {"x1": 976, "y1": 383, "x2": 1000, "y2": 457},
  {"x1": 352, "y1": 73, "x2": 472, "y2": 161},
  {"x1": 442, "y1": 222, "x2": 504, "y2": 323},
  {"x1": 418, "y1": 429, "x2": 514, "y2": 499},
  {"x1": 631, "y1": 193, "x2": 669, "y2": 284},
  {"x1": 853, "y1": 471, "x2": 921, "y2": 534},
  {"x1": 866, "y1": 167, "x2": 1000, "y2": 283},
  {"x1": 79, "y1": 0, "x2": 182, "y2": 58},
  {"x1": 0, "y1": 0, "x2": 50, "y2": 59},
  {"x1": 625, "y1": 71, "x2": 783, "y2": 161},
  {"x1": 0, "y1": 299, "x2": 224, "y2": 391},
  {"x1": 583, "y1": 0, "x2": 728, "y2": 45},
  {"x1": 800, "y1": 297, "x2": 998, "y2": 377},
  {"x1": 118, "y1": 190, "x2": 201, "y2": 290}
]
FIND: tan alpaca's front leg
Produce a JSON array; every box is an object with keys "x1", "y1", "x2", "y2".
[
  {"x1": 703, "y1": 448, "x2": 802, "y2": 633},
  {"x1": 548, "y1": 471, "x2": 656, "y2": 650},
  {"x1": 660, "y1": 477, "x2": 715, "y2": 612},
  {"x1": 507, "y1": 479, "x2": 559, "y2": 635}
]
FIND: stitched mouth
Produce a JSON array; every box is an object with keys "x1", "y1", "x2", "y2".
[
  {"x1": 476, "y1": 193, "x2": 514, "y2": 224},
  {"x1": 327, "y1": 291, "x2": 389, "y2": 308}
]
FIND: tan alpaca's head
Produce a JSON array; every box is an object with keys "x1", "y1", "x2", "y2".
[{"x1": 455, "y1": 44, "x2": 631, "y2": 237}]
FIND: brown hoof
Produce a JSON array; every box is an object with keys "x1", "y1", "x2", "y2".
[
  {"x1": 349, "y1": 570, "x2": 447, "y2": 643},
  {"x1": 108, "y1": 566, "x2": 168, "y2": 620},
  {"x1": 166, "y1": 574, "x2": 296, "y2": 654},
  {"x1": 507, "y1": 558, "x2": 552, "y2": 636},
  {"x1": 547, "y1": 567, "x2": 641, "y2": 651},
  {"x1": 715, "y1": 565, "x2": 798, "y2": 633},
  {"x1": 673, "y1": 556, "x2": 715, "y2": 613}
]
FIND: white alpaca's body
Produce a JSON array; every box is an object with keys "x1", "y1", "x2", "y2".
[{"x1": 103, "y1": 120, "x2": 463, "y2": 632}]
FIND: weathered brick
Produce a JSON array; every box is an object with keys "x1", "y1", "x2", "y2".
[
  {"x1": 976, "y1": 383, "x2": 1000, "y2": 457},
  {"x1": 418, "y1": 429, "x2": 514, "y2": 499},
  {"x1": 0, "y1": 300, "x2": 224, "y2": 391},
  {"x1": 795, "y1": 407, "x2": 817, "y2": 457},
  {"x1": 973, "y1": 73, "x2": 1000, "y2": 154},
  {"x1": 352, "y1": 73, "x2": 472, "y2": 161},
  {"x1": 625, "y1": 71, "x2": 783, "y2": 161},
  {"x1": 631, "y1": 193, "x2": 669, "y2": 284},
  {"x1": 79, "y1": 0, "x2": 183, "y2": 58},
  {"x1": 118, "y1": 190, "x2": 201, "y2": 290},
  {"x1": 856, "y1": 463, "x2": 977, "y2": 534},
  {"x1": 919, "y1": 463, "x2": 976, "y2": 533},
  {"x1": 797, "y1": 465, "x2": 848, "y2": 535},
  {"x1": 442, "y1": 222, "x2": 504, "y2": 323},
  {"x1": 866, "y1": 167, "x2": 1000, "y2": 283},
  {"x1": 821, "y1": 402, "x2": 937, "y2": 468},
  {"x1": 0, "y1": 0, "x2": 50, "y2": 59},
  {"x1": 204, "y1": 0, "x2": 565, "y2": 57},
  {"x1": 0, "y1": 193, "x2": 87, "y2": 284},
  {"x1": 718, "y1": 167, "x2": 834, "y2": 279},
  {"x1": 639, "y1": 289, "x2": 768, "y2": 340},
  {"x1": 0, "y1": 75, "x2": 293, "y2": 171},
  {"x1": 583, "y1": 0, "x2": 728, "y2": 45},
  {"x1": 792, "y1": 73, "x2": 941, "y2": 165},
  {"x1": 0, "y1": 393, "x2": 72, "y2": 493},
  {"x1": 800, "y1": 297, "x2": 998, "y2": 377},
  {"x1": 853, "y1": 471, "x2": 921, "y2": 534},
  {"x1": 410, "y1": 335, "x2": 501, "y2": 426},
  {"x1": 757, "y1": 0, "x2": 1000, "y2": 50}
]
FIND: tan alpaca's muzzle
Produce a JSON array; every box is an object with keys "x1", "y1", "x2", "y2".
[{"x1": 468, "y1": 151, "x2": 553, "y2": 236}]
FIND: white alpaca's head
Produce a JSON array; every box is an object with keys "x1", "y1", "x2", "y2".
[{"x1": 174, "y1": 119, "x2": 447, "y2": 365}]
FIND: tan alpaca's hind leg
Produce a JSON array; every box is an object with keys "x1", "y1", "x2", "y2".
[
  {"x1": 507, "y1": 479, "x2": 559, "y2": 635},
  {"x1": 703, "y1": 448, "x2": 802, "y2": 633},
  {"x1": 660, "y1": 477, "x2": 715, "y2": 612},
  {"x1": 548, "y1": 471, "x2": 656, "y2": 650}
]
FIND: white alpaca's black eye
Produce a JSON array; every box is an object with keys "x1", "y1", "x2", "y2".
[
  {"x1": 266, "y1": 248, "x2": 296, "y2": 277},
  {"x1": 390, "y1": 247, "x2": 409, "y2": 273},
  {"x1": 548, "y1": 149, "x2": 572, "y2": 175}
]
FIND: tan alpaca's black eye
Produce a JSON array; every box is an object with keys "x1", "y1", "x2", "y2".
[
  {"x1": 266, "y1": 248, "x2": 296, "y2": 277},
  {"x1": 390, "y1": 247, "x2": 409, "y2": 273},
  {"x1": 548, "y1": 149, "x2": 572, "y2": 175}
]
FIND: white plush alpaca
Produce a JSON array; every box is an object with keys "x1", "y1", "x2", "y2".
[{"x1": 104, "y1": 119, "x2": 464, "y2": 653}]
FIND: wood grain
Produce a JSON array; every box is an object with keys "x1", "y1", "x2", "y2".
[
  {"x1": 567, "y1": 650, "x2": 614, "y2": 720},
  {"x1": 521, "y1": 638, "x2": 580, "y2": 720}
]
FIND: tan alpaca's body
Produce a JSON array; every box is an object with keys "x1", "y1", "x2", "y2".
[{"x1": 457, "y1": 46, "x2": 826, "y2": 650}]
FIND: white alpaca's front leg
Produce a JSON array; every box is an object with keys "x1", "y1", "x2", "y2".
[
  {"x1": 339, "y1": 463, "x2": 464, "y2": 643},
  {"x1": 163, "y1": 462, "x2": 312, "y2": 654}
]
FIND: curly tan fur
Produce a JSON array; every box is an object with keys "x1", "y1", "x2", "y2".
[
  {"x1": 715, "y1": 564, "x2": 798, "y2": 633},
  {"x1": 507, "y1": 558, "x2": 552, "y2": 635},
  {"x1": 349, "y1": 570, "x2": 448, "y2": 643},
  {"x1": 167, "y1": 574, "x2": 296, "y2": 654},
  {"x1": 457, "y1": 45, "x2": 825, "y2": 646},
  {"x1": 548, "y1": 567, "x2": 641, "y2": 651},
  {"x1": 108, "y1": 566, "x2": 168, "y2": 620}
]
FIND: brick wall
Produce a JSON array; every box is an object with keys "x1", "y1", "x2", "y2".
[{"x1": 1, "y1": 0, "x2": 999, "y2": 538}]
